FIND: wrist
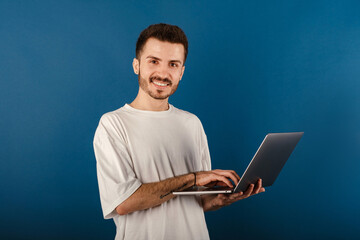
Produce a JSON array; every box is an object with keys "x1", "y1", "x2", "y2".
[
  {"x1": 201, "y1": 195, "x2": 218, "y2": 212},
  {"x1": 193, "y1": 172, "x2": 197, "y2": 186}
]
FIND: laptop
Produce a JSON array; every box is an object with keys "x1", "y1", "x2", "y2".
[{"x1": 173, "y1": 132, "x2": 304, "y2": 195}]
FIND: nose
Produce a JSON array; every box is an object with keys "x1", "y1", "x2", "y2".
[{"x1": 156, "y1": 63, "x2": 170, "y2": 79}]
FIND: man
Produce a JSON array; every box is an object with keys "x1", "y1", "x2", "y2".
[{"x1": 93, "y1": 23, "x2": 265, "y2": 240}]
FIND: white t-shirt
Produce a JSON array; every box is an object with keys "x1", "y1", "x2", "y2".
[{"x1": 93, "y1": 104, "x2": 211, "y2": 240}]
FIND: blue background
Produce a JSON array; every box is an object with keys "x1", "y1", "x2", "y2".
[{"x1": 1, "y1": 1, "x2": 359, "y2": 239}]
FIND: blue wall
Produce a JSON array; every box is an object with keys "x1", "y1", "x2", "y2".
[{"x1": 1, "y1": 1, "x2": 359, "y2": 239}]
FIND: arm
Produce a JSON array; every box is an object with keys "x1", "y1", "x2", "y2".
[
  {"x1": 116, "y1": 169, "x2": 240, "y2": 215},
  {"x1": 116, "y1": 173, "x2": 193, "y2": 215},
  {"x1": 201, "y1": 179, "x2": 266, "y2": 212}
]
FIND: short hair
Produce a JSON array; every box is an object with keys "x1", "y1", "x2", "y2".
[{"x1": 136, "y1": 23, "x2": 188, "y2": 63}]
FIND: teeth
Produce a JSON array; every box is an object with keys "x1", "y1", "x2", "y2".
[{"x1": 153, "y1": 81, "x2": 168, "y2": 86}]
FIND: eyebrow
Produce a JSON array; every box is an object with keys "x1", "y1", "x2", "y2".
[
  {"x1": 146, "y1": 55, "x2": 161, "y2": 61},
  {"x1": 146, "y1": 55, "x2": 183, "y2": 65}
]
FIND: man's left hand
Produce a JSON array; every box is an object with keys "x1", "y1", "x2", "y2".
[{"x1": 201, "y1": 179, "x2": 265, "y2": 212}]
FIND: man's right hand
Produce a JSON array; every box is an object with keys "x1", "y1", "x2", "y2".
[
  {"x1": 195, "y1": 169, "x2": 241, "y2": 188},
  {"x1": 115, "y1": 169, "x2": 241, "y2": 215}
]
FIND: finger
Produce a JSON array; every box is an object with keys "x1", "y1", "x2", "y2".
[
  {"x1": 226, "y1": 171, "x2": 239, "y2": 185},
  {"x1": 214, "y1": 174, "x2": 233, "y2": 188},
  {"x1": 256, "y1": 180, "x2": 266, "y2": 194},
  {"x1": 232, "y1": 170, "x2": 241, "y2": 181},
  {"x1": 204, "y1": 182, "x2": 216, "y2": 187},
  {"x1": 215, "y1": 182, "x2": 228, "y2": 187},
  {"x1": 253, "y1": 179, "x2": 262, "y2": 194},
  {"x1": 228, "y1": 192, "x2": 243, "y2": 200},
  {"x1": 213, "y1": 170, "x2": 240, "y2": 185},
  {"x1": 231, "y1": 191, "x2": 251, "y2": 201},
  {"x1": 244, "y1": 184, "x2": 254, "y2": 197},
  {"x1": 222, "y1": 170, "x2": 240, "y2": 181},
  {"x1": 230, "y1": 191, "x2": 243, "y2": 198},
  {"x1": 212, "y1": 169, "x2": 239, "y2": 181},
  {"x1": 196, "y1": 171, "x2": 232, "y2": 187}
]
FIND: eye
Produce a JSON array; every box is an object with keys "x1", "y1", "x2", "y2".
[
  {"x1": 170, "y1": 62, "x2": 178, "y2": 68},
  {"x1": 150, "y1": 59, "x2": 158, "y2": 64}
]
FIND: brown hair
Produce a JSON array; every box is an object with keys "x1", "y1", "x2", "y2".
[{"x1": 136, "y1": 23, "x2": 188, "y2": 63}]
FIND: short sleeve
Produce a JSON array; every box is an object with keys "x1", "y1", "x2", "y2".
[
  {"x1": 93, "y1": 114, "x2": 142, "y2": 219},
  {"x1": 197, "y1": 118, "x2": 212, "y2": 171}
]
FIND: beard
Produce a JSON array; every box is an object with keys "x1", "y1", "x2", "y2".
[{"x1": 138, "y1": 71, "x2": 179, "y2": 100}]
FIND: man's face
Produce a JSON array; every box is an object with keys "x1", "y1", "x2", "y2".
[{"x1": 133, "y1": 38, "x2": 185, "y2": 100}]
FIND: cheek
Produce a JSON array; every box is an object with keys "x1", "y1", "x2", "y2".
[
  {"x1": 139, "y1": 67, "x2": 151, "y2": 78},
  {"x1": 172, "y1": 68, "x2": 183, "y2": 78}
]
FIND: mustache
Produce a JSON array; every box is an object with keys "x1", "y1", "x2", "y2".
[{"x1": 150, "y1": 76, "x2": 172, "y2": 85}]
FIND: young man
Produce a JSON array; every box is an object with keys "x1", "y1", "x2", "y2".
[{"x1": 93, "y1": 23, "x2": 265, "y2": 240}]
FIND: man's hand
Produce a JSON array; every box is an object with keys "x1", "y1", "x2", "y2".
[
  {"x1": 201, "y1": 178, "x2": 265, "y2": 212},
  {"x1": 115, "y1": 169, "x2": 258, "y2": 215},
  {"x1": 115, "y1": 170, "x2": 239, "y2": 215},
  {"x1": 195, "y1": 169, "x2": 241, "y2": 188}
]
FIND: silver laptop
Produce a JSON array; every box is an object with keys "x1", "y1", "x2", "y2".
[{"x1": 173, "y1": 132, "x2": 304, "y2": 195}]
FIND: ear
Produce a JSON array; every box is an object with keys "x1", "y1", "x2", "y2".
[
  {"x1": 132, "y1": 58, "x2": 139, "y2": 75},
  {"x1": 179, "y1": 65, "x2": 185, "y2": 81}
]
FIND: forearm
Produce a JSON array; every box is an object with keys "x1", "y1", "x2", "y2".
[{"x1": 116, "y1": 173, "x2": 195, "y2": 215}]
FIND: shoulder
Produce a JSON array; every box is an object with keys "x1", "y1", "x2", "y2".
[
  {"x1": 172, "y1": 105, "x2": 198, "y2": 119},
  {"x1": 171, "y1": 105, "x2": 204, "y2": 127},
  {"x1": 98, "y1": 106, "x2": 128, "y2": 126},
  {"x1": 94, "y1": 106, "x2": 129, "y2": 139}
]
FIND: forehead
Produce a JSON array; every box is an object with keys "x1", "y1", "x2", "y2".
[{"x1": 141, "y1": 38, "x2": 185, "y2": 62}]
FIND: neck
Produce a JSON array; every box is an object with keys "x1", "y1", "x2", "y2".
[{"x1": 130, "y1": 88, "x2": 169, "y2": 111}]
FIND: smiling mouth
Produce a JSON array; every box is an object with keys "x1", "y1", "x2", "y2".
[{"x1": 152, "y1": 80, "x2": 169, "y2": 87}]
